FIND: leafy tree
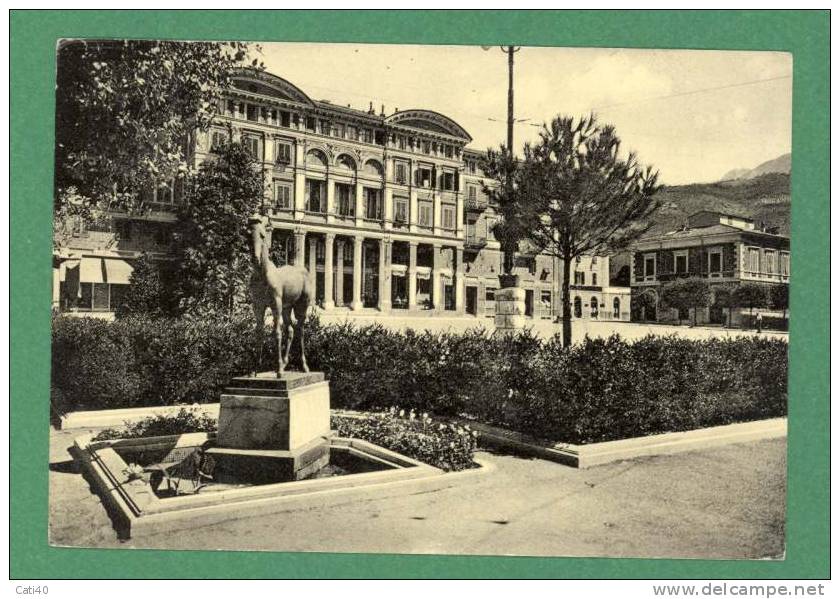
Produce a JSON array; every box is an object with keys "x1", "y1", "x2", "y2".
[
  {"x1": 712, "y1": 284, "x2": 739, "y2": 328},
  {"x1": 768, "y1": 284, "x2": 789, "y2": 323},
  {"x1": 115, "y1": 253, "x2": 177, "y2": 319},
  {"x1": 172, "y1": 141, "x2": 265, "y2": 314},
  {"x1": 631, "y1": 289, "x2": 657, "y2": 323},
  {"x1": 484, "y1": 115, "x2": 661, "y2": 346},
  {"x1": 481, "y1": 148, "x2": 530, "y2": 281},
  {"x1": 54, "y1": 39, "x2": 258, "y2": 223},
  {"x1": 660, "y1": 278, "x2": 712, "y2": 326},
  {"x1": 733, "y1": 283, "x2": 768, "y2": 325}
]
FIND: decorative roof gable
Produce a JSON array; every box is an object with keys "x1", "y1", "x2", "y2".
[
  {"x1": 230, "y1": 68, "x2": 314, "y2": 106},
  {"x1": 386, "y1": 110, "x2": 472, "y2": 141}
]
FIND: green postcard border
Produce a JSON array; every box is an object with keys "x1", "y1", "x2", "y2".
[{"x1": 10, "y1": 9, "x2": 829, "y2": 579}]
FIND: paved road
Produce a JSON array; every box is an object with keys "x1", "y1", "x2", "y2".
[
  {"x1": 318, "y1": 313, "x2": 788, "y2": 342},
  {"x1": 49, "y1": 430, "x2": 786, "y2": 559}
]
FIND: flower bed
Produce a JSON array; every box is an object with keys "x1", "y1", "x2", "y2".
[
  {"x1": 332, "y1": 409, "x2": 478, "y2": 472},
  {"x1": 88, "y1": 406, "x2": 477, "y2": 472}
]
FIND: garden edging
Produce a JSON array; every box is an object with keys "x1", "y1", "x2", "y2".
[
  {"x1": 60, "y1": 403, "x2": 222, "y2": 430},
  {"x1": 458, "y1": 417, "x2": 787, "y2": 468}
]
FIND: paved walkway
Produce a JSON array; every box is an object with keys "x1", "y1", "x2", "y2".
[
  {"x1": 319, "y1": 313, "x2": 788, "y2": 342},
  {"x1": 49, "y1": 430, "x2": 786, "y2": 559}
]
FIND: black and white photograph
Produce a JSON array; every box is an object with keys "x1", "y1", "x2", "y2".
[{"x1": 49, "y1": 39, "x2": 791, "y2": 559}]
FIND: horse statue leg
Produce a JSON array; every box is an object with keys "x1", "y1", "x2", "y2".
[
  {"x1": 271, "y1": 303, "x2": 285, "y2": 377},
  {"x1": 251, "y1": 298, "x2": 267, "y2": 377},
  {"x1": 293, "y1": 296, "x2": 309, "y2": 373},
  {"x1": 277, "y1": 304, "x2": 293, "y2": 377},
  {"x1": 281, "y1": 306, "x2": 294, "y2": 367}
]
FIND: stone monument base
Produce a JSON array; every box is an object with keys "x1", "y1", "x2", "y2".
[
  {"x1": 217, "y1": 371, "x2": 331, "y2": 451},
  {"x1": 494, "y1": 287, "x2": 526, "y2": 332},
  {"x1": 206, "y1": 436, "x2": 330, "y2": 483}
]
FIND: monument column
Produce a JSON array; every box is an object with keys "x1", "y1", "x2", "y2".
[
  {"x1": 379, "y1": 237, "x2": 392, "y2": 312},
  {"x1": 431, "y1": 243, "x2": 442, "y2": 311},
  {"x1": 308, "y1": 236, "x2": 318, "y2": 304},
  {"x1": 408, "y1": 241, "x2": 418, "y2": 311},
  {"x1": 455, "y1": 246, "x2": 465, "y2": 313},
  {"x1": 335, "y1": 239, "x2": 345, "y2": 307},
  {"x1": 355, "y1": 181, "x2": 365, "y2": 228},
  {"x1": 293, "y1": 228, "x2": 306, "y2": 267},
  {"x1": 351, "y1": 236, "x2": 364, "y2": 311},
  {"x1": 326, "y1": 176, "x2": 335, "y2": 225},
  {"x1": 323, "y1": 233, "x2": 335, "y2": 310},
  {"x1": 293, "y1": 142, "x2": 306, "y2": 220}
]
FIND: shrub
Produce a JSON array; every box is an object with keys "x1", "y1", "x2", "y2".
[
  {"x1": 332, "y1": 409, "x2": 478, "y2": 471},
  {"x1": 92, "y1": 407, "x2": 217, "y2": 441},
  {"x1": 51, "y1": 312, "x2": 256, "y2": 412},
  {"x1": 53, "y1": 314, "x2": 788, "y2": 445}
]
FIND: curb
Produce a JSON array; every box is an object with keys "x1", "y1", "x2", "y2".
[
  {"x1": 60, "y1": 403, "x2": 222, "y2": 430},
  {"x1": 460, "y1": 418, "x2": 787, "y2": 468}
]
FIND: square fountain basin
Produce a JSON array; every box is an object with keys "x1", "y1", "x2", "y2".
[{"x1": 73, "y1": 432, "x2": 444, "y2": 539}]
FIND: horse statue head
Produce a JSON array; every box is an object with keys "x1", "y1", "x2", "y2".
[{"x1": 248, "y1": 211, "x2": 272, "y2": 268}]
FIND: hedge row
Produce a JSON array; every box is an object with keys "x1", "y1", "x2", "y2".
[{"x1": 51, "y1": 313, "x2": 788, "y2": 444}]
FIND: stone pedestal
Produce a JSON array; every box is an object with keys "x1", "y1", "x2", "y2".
[
  {"x1": 215, "y1": 371, "x2": 331, "y2": 481},
  {"x1": 494, "y1": 287, "x2": 526, "y2": 332}
]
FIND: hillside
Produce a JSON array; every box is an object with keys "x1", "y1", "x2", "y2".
[
  {"x1": 609, "y1": 172, "x2": 790, "y2": 285},
  {"x1": 649, "y1": 172, "x2": 790, "y2": 236}
]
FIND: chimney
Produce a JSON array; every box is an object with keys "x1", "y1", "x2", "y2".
[
  {"x1": 380, "y1": 104, "x2": 386, "y2": 116},
  {"x1": 368, "y1": 101, "x2": 375, "y2": 115}
]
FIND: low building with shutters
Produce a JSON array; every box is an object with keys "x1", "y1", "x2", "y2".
[{"x1": 629, "y1": 210, "x2": 790, "y2": 326}]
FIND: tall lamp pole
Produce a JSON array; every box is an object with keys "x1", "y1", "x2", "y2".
[{"x1": 483, "y1": 45, "x2": 520, "y2": 155}]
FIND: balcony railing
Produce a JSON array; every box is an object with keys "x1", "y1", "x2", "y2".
[
  {"x1": 464, "y1": 196, "x2": 489, "y2": 212},
  {"x1": 464, "y1": 234, "x2": 487, "y2": 250}
]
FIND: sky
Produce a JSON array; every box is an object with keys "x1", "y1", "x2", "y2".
[{"x1": 258, "y1": 43, "x2": 791, "y2": 186}]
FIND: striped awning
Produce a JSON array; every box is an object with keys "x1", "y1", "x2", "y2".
[
  {"x1": 104, "y1": 258, "x2": 134, "y2": 285},
  {"x1": 79, "y1": 257, "x2": 105, "y2": 284},
  {"x1": 78, "y1": 257, "x2": 134, "y2": 284}
]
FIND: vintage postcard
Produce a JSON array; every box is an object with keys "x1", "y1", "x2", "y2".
[{"x1": 46, "y1": 39, "x2": 794, "y2": 561}]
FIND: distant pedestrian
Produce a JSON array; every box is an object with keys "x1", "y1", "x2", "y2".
[{"x1": 756, "y1": 311, "x2": 763, "y2": 333}]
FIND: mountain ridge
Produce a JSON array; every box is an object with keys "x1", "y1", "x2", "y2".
[{"x1": 720, "y1": 153, "x2": 790, "y2": 181}]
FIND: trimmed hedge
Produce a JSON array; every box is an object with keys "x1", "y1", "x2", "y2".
[{"x1": 52, "y1": 313, "x2": 788, "y2": 444}]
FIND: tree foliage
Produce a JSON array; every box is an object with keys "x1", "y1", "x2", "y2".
[
  {"x1": 484, "y1": 114, "x2": 661, "y2": 345},
  {"x1": 660, "y1": 278, "x2": 712, "y2": 326},
  {"x1": 631, "y1": 289, "x2": 658, "y2": 322},
  {"x1": 733, "y1": 283, "x2": 768, "y2": 315},
  {"x1": 54, "y1": 39, "x2": 258, "y2": 216},
  {"x1": 712, "y1": 284, "x2": 739, "y2": 328},
  {"x1": 172, "y1": 141, "x2": 265, "y2": 314},
  {"x1": 768, "y1": 285, "x2": 789, "y2": 316},
  {"x1": 115, "y1": 253, "x2": 177, "y2": 319}
]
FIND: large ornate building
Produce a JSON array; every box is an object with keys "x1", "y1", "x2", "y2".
[{"x1": 54, "y1": 68, "x2": 629, "y2": 322}]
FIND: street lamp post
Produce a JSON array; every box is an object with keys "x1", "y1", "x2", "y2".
[
  {"x1": 482, "y1": 44, "x2": 525, "y2": 333},
  {"x1": 505, "y1": 45, "x2": 517, "y2": 155},
  {"x1": 483, "y1": 45, "x2": 520, "y2": 155}
]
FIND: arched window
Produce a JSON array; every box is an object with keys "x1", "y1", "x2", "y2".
[
  {"x1": 590, "y1": 297, "x2": 599, "y2": 318},
  {"x1": 363, "y1": 159, "x2": 383, "y2": 177},
  {"x1": 306, "y1": 149, "x2": 328, "y2": 168},
  {"x1": 336, "y1": 154, "x2": 356, "y2": 171},
  {"x1": 573, "y1": 296, "x2": 582, "y2": 318},
  {"x1": 613, "y1": 297, "x2": 620, "y2": 319}
]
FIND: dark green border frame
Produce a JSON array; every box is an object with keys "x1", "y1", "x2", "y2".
[{"x1": 11, "y1": 10, "x2": 829, "y2": 579}]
